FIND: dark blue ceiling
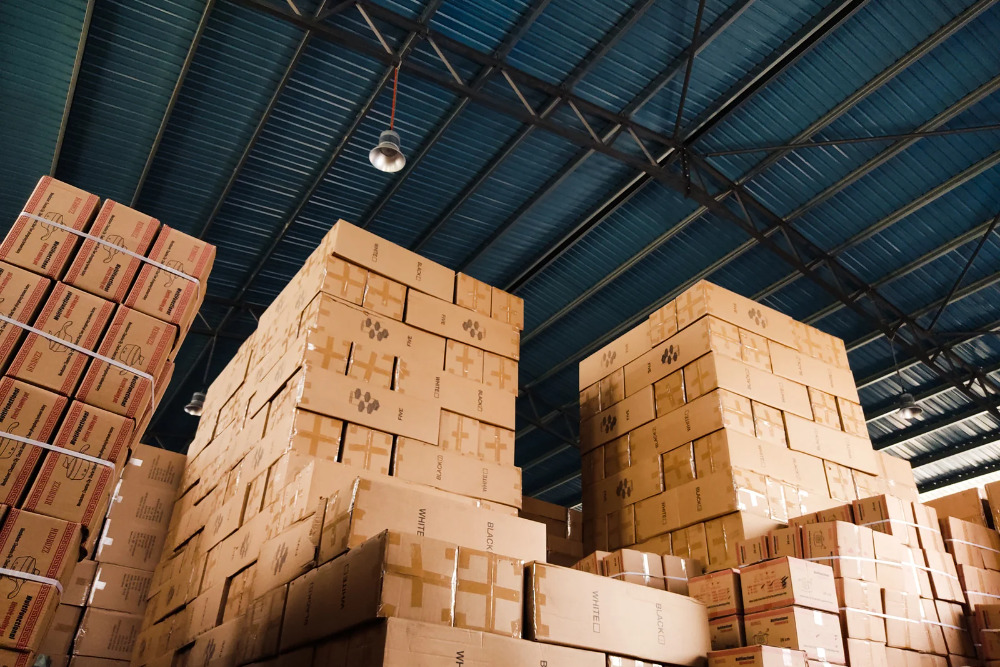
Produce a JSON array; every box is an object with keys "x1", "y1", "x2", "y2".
[{"x1": 3, "y1": 0, "x2": 1000, "y2": 506}]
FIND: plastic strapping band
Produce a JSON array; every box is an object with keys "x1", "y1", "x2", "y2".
[
  {"x1": 860, "y1": 518, "x2": 941, "y2": 534},
  {"x1": 0, "y1": 430, "x2": 113, "y2": 469},
  {"x1": 806, "y1": 555, "x2": 899, "y2": 567},
  {"x1": 967, "y1": 591, "x2": 1000, "y2": 601},
  {"x1": 913, "y1": 563, "x2": 960, "y2": 581},
  {"x1": 838, "y1": 607, "x2": 920, "y2": 624},
  {"x1": 607, "y1": 572, "x2": 688, "y2": 583},
  {"x1": 922, "y1": 619, "x2": 965, "y2": 631},
  {"x1": 945, "y1": 538, "x2": 1000, "y2": 554},
  {"x1": 0, "y1": 567, "x2": 62, "y2": 595},
  {"x1": 17, "y1": 212, "x2": 201, "y2": 297},
  {"x1": 0, "y1": 312, "x2": 155, "y2": 408}
]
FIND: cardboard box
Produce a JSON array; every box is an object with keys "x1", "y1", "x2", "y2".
[
  {"x1": 95, "y1": 477, "x2": 175, "y2": 570},
  {"x1": 22, "y1": 401, "x2": 133, "y2": 531},
  {"x1": 709, "y1": 646, "x2": 807, "y2": 667},
  {"x1": 10, "y1": 282, "x2": 114, "y2": 395},
  {"x1": 405, "y1": 291, "x2": 518, "y2": 361},
  {"x1": 0, "y1": 578, "x2": 59, "y2": 651},
  {"x1": 741, "y1": 558, "x2": 838, "y2": 614},
  {"x1": 675, "y1": 281, "x2": 798, "y2": 347},
  {"x1": 744, "y1": 606, "x2": 845, "y2": 664},
  {"x1": 71, "y1": 608, "x2": 142, "y2": 660},
  {"x1": 236, "y1": 584, "x2": 286, "y2": 664},
  {"x1": 740, "y1": 329, "x2": 772, "y2": 372},
  {"x1": 88, "y1": 563, "x2": 152, "y2": 614},
  {"x1": 785, "y1": 414, "x2": 877, "y2": 474},
  {"x1": 75, "y1": 306, "x2": 176, "y2": 418},
  {"x1": 253, "y1": 514, "x2": 321, "y2": 601},
  {"x1": 393, "y1": 437, "x2": 522, "y2": 507},
  {"x1": 446, "y1": 340, "x2": 484, "y2": 382},
  {"x1": 935, "y1": 600, "x2": 975, "y2": 657},
  {"x1": 706, "y1": 512, "x2": 782, "y2": 571},
  {"x1": 838, "y1": 578, "x2": 885, "y2": 643},
  {"x1": 882, "y1": 590, "x2": 928, "y2": 652},
  {"x1": 36, "y1": 603, "x2": 82, "y2": 655},
  {"x1": 64, "y1": 200, "x2": 161, "y2": 302},
  {"x1": 648, "y1": 300, "x2": 678, "y2": 346},
  {"x1": 846, "y1": 639, "x2": 890, "y2": 667},
  {"x1": 592, "y1": 456, "x2": 663, "y2": 516},
  {"x1": 580, "y1": 384, "x2": 656, "y2": 452},
  {"x1": 479, "y1": 423, "x2": 515, "y2": 466},
  {"x1": 281, "y1": 530, "x2": 459, "y2": 650},
  {"x1": 0, "y1": 176, "x2": 99, "y2": 278},
  {"x1": 340, "y1": 423, "x2": 393, "y2": 475},
  {"x1": 363, "y1": 272, "x2": 407, "y2": 319},
  {"x1": 662, "y1": 554, "x2": 698, "y2": 594},
  {"x1": 580, "y1": 383, "x2": 601, "y2": 421},
  {"x1": 671, "y1": 522, "x2": 709, "y2": 569},
  {"x1": 491, "y1": 287, "x2": 524, "y2": 330},
  {"x1": 0, "y1": 509, "x2": 82, "y2": 593},
  {"x1": 456, "y1": 272, "x2": 491, "y2": 316},
  {"x1": 0, "y1": 378, "x2": 68, "y2": 505},
  {"x1": 397, "y1": 366, "x2": 516, "y2": 429},
  {"x1": 626, "y1": 316, "x2": 741, "y2": 396},
  {"x1": 768, "y1": 343, "x2": 860, "y2": 403},
  {"x1": 319, "y1": 476, "x2": 546, "y2": 565},
  {"x1": 853, "y1": 495, "x2": 918, "y2": 547},
  {"x1": 0, "y1": 650, "x2": 32, "y2": 667},
  {"x1": 64, "y1": 558, "x2": 97, "y2": 606},
  {"x1": 347, "y1": 342, "x2": 395, "y2": 389},
  {"x1": 603, "y1": 549, "x2": 666, "y2": 590},
  {"x1": 455, "y1": 547, "x2": 523, "y2": 637},
  {"x1": 0, "y1": 262, "x2": 50, "y2": 372},
  {"x1": 580, "y1": 320, "x2": 651, "y2": 390},
  {"x1": 187, "y1": 617, "x2": 242, "y2": 666},
  {"x1": 692, "y1": 428, "x2": 827, "y2": 493},
  {"x1": 710, "y1": 614, "x2": 746, "y2": 650},
  {"x1": 573, "y1": 551, "x2": 610, "y2": 576},
  {"x1": 320, "y1": 220, "x2": 455, "y2": 301},
  {"x1": 769, "y1": 527, "x2": 803, "y2": 559},
  {"x1": 690, "y1": 569, "x2": 742, "y2": 619},
  {"x1": 802, "y1": 522, "x2": 876, "y2": 582},
  {"x1": 125, "y1": 225, "x2": 215, "y2": 329},
  {"x1": 526, "y1": 562, "x2": 710, "y2": 664},
  {"x1": 685, "y1": 353, "x2": 811, "y2": 419},
  {"x1": 926, "y1": 489, "x2": 989, "y2": 527},
  {"x1": 606, "y1": 506, "x2": 636, "y2": 551},
  {"x1": 653, "y1": 368, "x2": 686, "y2": 415},
  {"x1": 737, "y1": 536, "x2": 769, "y2": 566}
]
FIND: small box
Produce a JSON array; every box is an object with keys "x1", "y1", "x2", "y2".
[
  {"x1": 36, "y1": 603, "x2": 82, "y2": 656},
  {"x1": 846, "y1": 639, "x2": 890, "y2": 667},
  {"x1": 744, "y1": 606, "x2": 845, "y2": 664},
  {"x1": 64, "y1": 559, "x2": 98, "y2": 607},
  {"x1": 446, "y1": 340, "x2": 485, "y2": 382},
  {"x1": 838, "y1": 578, "x2": 886, "y2": 643},
  {"x1": 573, "y1": 551, "x2": 610, "y2": 576},
  {"x1": 854, "y1": 495, "x2": 918, "y2": 546},
  {"x1": 770, "y1": 527, "x2": 803, "y2": 559},
  {"x1": 478, "y1": 423, "x2": 515, "y2": 466},
  {"x1": 604, "y1": 549, "x2": 665, "y2": 590},
  {"x1": 709, "y1": 646, "x2": 807, "y2": 667},
  {"x1": 662, "y1": 554, "x2": 698, "y2": 595},
  {"x1": 808, "y1": 388, "x2": 841, "y2": 430},
  {"x1": 710, "y1": 614, "x2": 746, "y2": 650},
  {"x1": 0, "y1": 378, "x2": 69, "y2": 505},
  {"x1": 490, "y1": 287, "x2": 524, "y2": 330},
  {"x1": 339, "y1": 423, "x2": 393, "y2": 475},
  {"x1": 690, "y1": 569, "x2": 742, "y2": 619},
  {"x1": 455, "y1": 547, "x2": 523, "y2": 637},
  {"x1": 0, "y1": 261, "x2": 50, "y2": 372},
  {"x1": 347, "y1": 343, "x2": 395, "y2": 389},
  {"x1": 738, "y1": 536, "x2": 770, "y2": 566},
  {"x1": 456, "y1": 272, "x2": 492, "y2": 316},
  {"x1": 740, "y1": 557, "x2": 838, "y2": 615},
  {"x1": 89, "y1": 563, "x2": 153, "y2": 614},
  {"x1": 802, "y1": 521, "x2": 876, "y2": 582},
  {"x1": 363, "y1": 272, "x2": 406, "y2": 319}
]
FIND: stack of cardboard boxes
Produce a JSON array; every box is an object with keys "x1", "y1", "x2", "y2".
[
  {"x1": 0, "y1": 176, "x2": 213, "y2": 664},
  {"x1": 35, "y1": 444, "x2": 187, "y2": 666},
  {"x1": 132, "y1": 220, "x2": 711, "y2": 666},
  {"x1": 519, "y1": 496, "x2": 583, "y2": 565},
  {"x1": 578, "y1": 280, "x2": 919, "y2": 570}
]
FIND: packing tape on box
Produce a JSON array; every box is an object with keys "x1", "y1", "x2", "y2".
[
  {"x1": 921, "y1": 618, "x2": 965, "y2": 631},
  {"x1": 806, "y1": 555, "x2": 900, "y2": 567},
  {"x1": 0, "y1": 566, "x2": 63, "y2": 595},
  {"x1": 606, "y1": 572, "x2": 689, "y2": 583},
  {"x1": 0, "y1": 429, "x2": 114, "y2": 469},
  {"x1": 0, "y1": 312, "x2": 156, "y2": 412},
  {"x1": 912, "y1": 562, "x2": 961, "y2": 581},
  {"x1": 17, "y1": 211, "x2": 201, "y2": 298},
  {"x1": 946, "y1": 538, "x2": 1000, "y2": 554},
  {"x1": 859, "y1": 518, "x2": 941, "y2": 534}
]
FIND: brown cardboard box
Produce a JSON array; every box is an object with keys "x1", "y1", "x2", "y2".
[
  {"x1": 692, "y1": 428, "x2": 827, "y2": 493},
  {"x1": 603, "y1": 549, "x2": 666, "y2": 590},
  {"x1": 300, "y1": 255, "x2": 368, "y2": 307},
  {"x1": 0, "y1": 577, "x2": 60, "y2": 651},
  {"x1": 0, "y1": 378, "x2": 68, "y2": 505},
  {"x1": 22, "y1": 401, "x2": 133, "y2": 531},
  {"x1": 580, "y1": 320, "x2": 651, "y2": 390},
  {"x1": 36, "y1": 603, "x2": 82, "y2": 655},
  {"x1": 709, "y1": 646, "x2": 807, "y2": 667},
  {"x1": 706, "y1": 512, "x2": 782, "y2": 571},
  {"x1": 398, "y1": 367, "x2": 516, "y2": 429},
  {"x1": 854, "y1": 495, "x2": 918, "y2": 547},
  {"x1": 7, "y1": 283, "x2": 114, "y2": 395},
  {"x1": 603, "y1": 436, "x2": 629, "y2": 477},
  {"x1": 710, "y1": 614, "x2": 746, "y2": 650},
  {"x1": 882, "y1": 590, "x2": 928, "y2": 652},
  {"x1": 671, "y1": 522, "x2": 709, "y2": 568},
  {"x1": 769, "y1": 527, "x2": 803, "y2": 559},
  {"x1": 319, "y1": 220, "x2": 455, "y2": 301},
  {"x1": 253, "y1": 514, "x2": 321, "y2": 600},
  {"x1": 935, "y1": 601, "x2": 975, "y2": 657},
  {"x1": 491, "y1": 287, "x2": 524, "y2": 330},
  {"x1": 88, "y1": 563, "x2": 152, "y2": 614},
  {"x1": 744, "y1": 606, "x2": 845, "y2": 664},
  {"x1": 581, "y1": 383, "x2": 601, "y2": 422},
  {"x1": 785, "y1": 414, "x2": 877, "y2": 474},
  {"x1": 877, "y1": 453, "x2": 918, "y2": 503},
  {"x1": 573, "y1": 550, "x2": 610, "y2": 576},
  {"x1": 580, "y1": 385, "x2": 656, "y2": 452},
  {"x1": 837, "y1": 578, "x2": 885, "y2": 643},
  {"x1": 76, "y1": 306, "x2": 176, "y2": 418},
  {"x1": 65, "y1": 558, "x2": 97, "y2": 606},
  {"x1": 751, "y1": 401, "x2": 787, "y2": 448},
  {"x1": 446, "y1": 340, "x2": 485, "y2": 382},
  {"x1": 846, "y1": 639, "x2": 890, "y2": 667},
  {"x1": 526, "y1": 562, "x2": 710, "y2": 664},
  {"x1": 926, "y1": 490, "x2": 989, "y2": 527},
  {"x1": 600, "y1": 368, "x2": 626, "y2": 408},
  {"x1": 405, "y1": 291, "x2": 519, "y2": 361},
  {"x1": 347, "y1": 343, "x2": 395, "y2": 389},
  {"x1": 808, "y1": 388, "x2": 840, "y2": 430},
  {"x1": 393, "y1": 437, "x2": 522, "y2": 507},
  {"x1": 187, "y1": 617, "x2": 242, "y2": 666},
  {"x1": 95, "y1": 478, "x2": 175, "y2": 570},
  {"x1": 281, "y1": 530, "x2": 459, "y2": 650},
  {"x1": 685, "y1": 353, "x2": 812, "y2": 419},
  {"x1": 456, "y1": 273, "x2": 492, "y2": 316},
  {"x1": 648, "y1": 299, "x2": 678, "y2": 346},
  {"x1": 690, "y1": 569, "x2": 742, "y2": 619},
  {"x1": 72, "y1": 608, "x2": 143, "y2": 660},
  {"x1": 739, "y1": 329, "x2": 772, "y2": 372},
  {"x1": 125, "y1": 225, "x2": 215, "y2": 329},
  {"x1": 0, "y1": 649, "x2": 32, "y2": 666},
  {"x1": 825, "y1": 461, "x2": 857, "y2": 502},
  {"x1": 923, "y1": 548, "x2": 964, "y2": 603},
  {"x1": 236, "y1": 584, "x2": 287, "y2": 664},
  {"x1": 0, "y1": 176, "x2": 99, "y2": 278},
  {"x1": 455, "y1": 547, "x2": 523, "y2": 637},
  {"x1": 0, "y1": 262, "x2": 50, "y2": 372},
  {"x1": 0, "y1": 509, "x2": 82, "y2": 592},
  {"x1": 593, "y1": 456, "x2": 663, "y2": 516},
  {"x1": 363, "y1": 272, "x2": 407, "y2": 319},
  {"x1": 741, "y1": 558, "x2": 838, "y2": 614},
  {"x1": 64, "y1": 200, "x2": 161, "y2": 302},
  {"x1": 662, "y1": 442, "x2": 697, "y2": 490},
  {"x1": 653, "y1": 368, "x2": 686, "y2": 415},
  {"x1": 675, "y1": 281, "x2": 799, "y2": 347},
  {"x1": 768, "y1": 343, "x2": 860, "y2": 403},
  {"x1": 802, "y1": 522, "x2": 876, "y2": 582},
  {"x1": 870, "y1": 531, "x2": 908, "y2": 593},
  {"x1": 737, "y1": 536, "x2": 769, "y2": 566},
  {"x1": 661, "y1": 554, "x2": 698, "y2": 594},
  {"x1": 340, "y1": 423, "x2": 393, "y2": 475},
  {"x1": 606, "y1": 506, "x2": 636, "y2": 551},
  {"x1": 319, "y1": 476, "x2": 546, "y2": 564},
  {"x1": 837, "y1": 398, "x2": 867, "y2": 438}
]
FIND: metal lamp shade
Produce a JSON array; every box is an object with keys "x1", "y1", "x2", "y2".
[
  {"x1": 184, "y1": 391, "x2": 206, "y2": 417},
  {"x1": 369, "y1": 130, "x2": 406, "y2": 172}
]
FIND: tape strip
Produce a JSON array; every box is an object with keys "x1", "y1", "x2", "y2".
[
  {"x1": 860, "y1": 518, "x2": 941, "y2": 534},
  {"x1": 912, "y1": 563, "x2": 960, "y2": 581},
  {"x1": 806, "y1": 555, "x2": 899, "y2": 567},
  {"x1": 838, "y1": 607, "x2": 920, "y2": 624},
  {"x1": 0, "y1": 567, "x2": 63, "y2": 595},
  {"x1": 18, "y1": 212, "x2": 200, "y2": 296},
  {"x1": 946, "y1": 538, "x2": 1000, "y2": 554},
  {"x1": 606, "y1": 572, "x2": 688, "y2": 582},
  {"x1": 0, "y1": 430, "x2": 114, "y2": 469}
]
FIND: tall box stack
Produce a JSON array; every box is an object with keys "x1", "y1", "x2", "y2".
[
  {"x1": 0, "y1": 176, "x2": 212, "y2": 664},
  {"x1": 577, "y1": 280, "x2": 918, "y2": 571},
  {"x1": 132, "y1": 220, "x2": 710, "y2": 666}
]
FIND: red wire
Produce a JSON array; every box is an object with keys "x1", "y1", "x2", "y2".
[{"x1": 390, "y1": 67, "x2": 398, "y2": 130}]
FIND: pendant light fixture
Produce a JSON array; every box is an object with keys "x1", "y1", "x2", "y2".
[
  {"x1": 889, "y1": 335, "x2": 923, "y2": 421},
  {"x1": 184, "y1": 334, "x2": 216, "y2": 417},
  {"x1": 369, "y1": 67, "x2": 406, "y2": 173}
]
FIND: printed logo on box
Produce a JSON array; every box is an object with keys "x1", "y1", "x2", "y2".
[
  {"x1": 660, "y1": 344, "x2": 680, "y2": 365},
  {"x1": 616, "y1": 479, "x2": 633, "y2": 499},
  {"x1": 600, "y1": 415, "x2": 617, "y2": 433},
  {"x1": 350, "y1": 389, "x2": 380, "y2": 414},
  {"x1": 361, "y1": 317, "x2": 389, "y2": 341},
  {"x1": 601, "y1": 350, "x2": 617, "y2": 368},
  {"x1": 748, "y1": 307, "x2": 768, "y2": 328},
  {"x1": 462, "y1": 319, "x2": 484, "y2": 341}
]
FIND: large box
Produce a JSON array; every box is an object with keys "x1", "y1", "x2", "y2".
[
  {"x1": 72, "y1": 608, "x2": 143, "y2": 660},
  {"x1": 0, "y1": 578, "x2": 60, "y2": 651},
  {"x1": 692, "y1": 429, "x2": 827, "y2": 493},
  {"x1": 926, "y1": 489, "x2": 988, "y2": 527},
  {"x1": 768, "y1": 344, "x2": 860, "y2": 402},
  {"x1": 838, "y1": 578, "x2": 885, "y2": 643},
  {"x1": 709, "y1": 646, "x2": 807, "y2": 667},
  {"x1": 0, "y1": 176, "x2": 99, "y2": 278},
  {"x1": 405, "y1": 291, "x2": 519, "y2": 361},
  {"x1": 580, "y1": 320, "x2": 651, "y2": 390},
  {"x1": 64, "y1": 200, "x2": 161, "y2": 302},
  {"x1": 690, "y1": 569, "x2": 742, "y2": 619},
  {"x1": 0, "y1": 378, "x2": 68, "y2": 505},
  {"x1": 318, "y1": 476, "x2": 545, "y2": 565},
  {"x1": 740, "y1": 558, "x2": 838, "y2": 614},
  {"x1": 454, "y1": 547, "x2": 523, "y2": 638},
  {"x1": 95, "y1": 476, "x2": 175, "y2": 570},
  {"x1": 675, "y1": 282, "x2": 798, "y2": 349},
  {"x1": 525, "y1": 562, "x2": 710, "y2": 664},
  {"x1": 0, "y1": 509, "x2": 82, "y2": 591},
  {"x1": 684, "y1": 352, "x2": 812, "y2": 418},
  {"x1": 580, "y1": 385, "x2": 657, "y2": 452},
  {"x1": 744, "y1": 606, "x2": 845, "y2": 664},
  {"x1": 785, "y1": 414, "x2": 877, "y2": 475},
  {"x1": 0, "y1": 261, "x2": 50, "y2": 371},
  {"x1": 88, "y1": 563, "x2": 153, "y2": 614}
]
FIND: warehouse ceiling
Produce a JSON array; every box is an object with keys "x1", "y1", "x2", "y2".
[{"x1": 2, "y1": 0, "x2": 1000, "y2": 505}]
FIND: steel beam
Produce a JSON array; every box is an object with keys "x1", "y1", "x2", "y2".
[
  {"x1": 918, "y1": 459, "x2": 1000, "y2": 493},
  {"x1": 131, "y1": 0, "x2": 217, "y2": 206},
  {"x1": 909, "y1": 431, "x2": 1000, "y2": 469},
  {"x1": 874, "y1": 398, "x2": 1000, "y2": 451},
  {"x1": 50, "y1": 0, "x2": 95, "y2": 174},
  {"x1": 866, "y1": 357, "x2": 1000, "y2": 423},
  {"x1": 529, "y1": 470, "x2": 581, "y2": 498}
]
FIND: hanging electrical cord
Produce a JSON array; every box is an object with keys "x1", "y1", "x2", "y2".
[
  {"x1": 390, "y1": 66, "x2": 398, "y2": 130},
  {"x1": 369, "y1": 66, "x2": 406, "y2": 172}
]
